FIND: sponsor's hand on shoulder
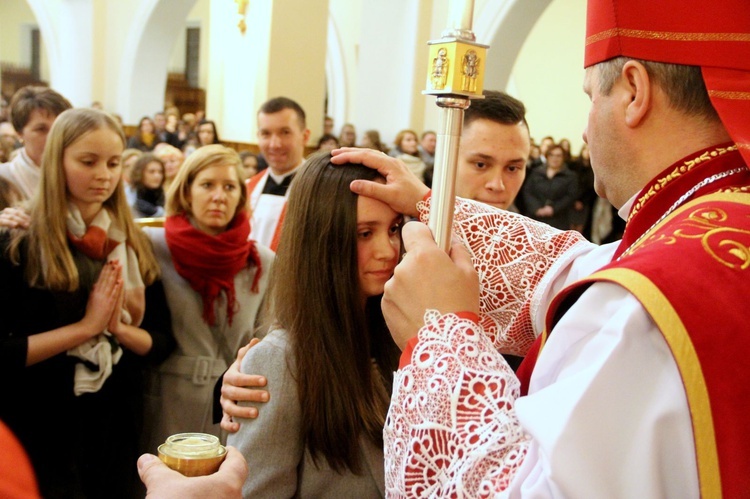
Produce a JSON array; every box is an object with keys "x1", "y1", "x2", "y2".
[{"x1": 220, "y1": 338, "x2": 270, "y2": 433}]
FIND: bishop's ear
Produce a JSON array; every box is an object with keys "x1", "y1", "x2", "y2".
[{"x1": 622, "y1": 60, "x2": 651, "y2": 128}]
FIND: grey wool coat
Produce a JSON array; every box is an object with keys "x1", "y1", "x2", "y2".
[
  {"x1": 228, "y1": 329, "x2": 386, "y2": 498},
  {"x1": 142, "y1": 226, "x2": 274, "y2": 452}
]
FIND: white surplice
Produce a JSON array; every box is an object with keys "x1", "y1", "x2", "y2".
[
  {"x1": 247, "y1": 169, "x2": 293, "y2": 249},
  {"x1": 384, "y1": 197, "x2": 698, "y2": 499},
  {"x1": 507, "y1": 242, "x2": 698, "y2": 498}
]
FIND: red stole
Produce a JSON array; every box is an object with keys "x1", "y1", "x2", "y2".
[
  {"x1": 245, "y1": 170, "x2": 265, "y2": 195},
  {"x1": 523, "y1": 144, "x2": 750, "y2": 497}
]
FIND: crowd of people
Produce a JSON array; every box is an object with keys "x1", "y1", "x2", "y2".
[
  {"x1": 1, "y1": 0, "x2": 748, "y2": 497},
  {"x1": 0, "y1": 87, "x2": 407, "y2": 498},
  {"x1": 3, "y1": 93, "x2": 606, "y2": 244},
  {"x1": 1, "y1": 97, "x2": 442, "y2": 228},
  {"x1": 0, "y1": 88, "x2": 279, "y2": 497},
  {"x1": 518, "y1": 138, "x2": 616, "y2": 242}
]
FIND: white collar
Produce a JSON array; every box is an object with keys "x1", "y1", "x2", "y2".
[
  {"x1": 267, "y1": 162, "x2": 303, "y2": 185},
  {"x1": 617, "y1": 193, "x2": 637, "y2": 222}
]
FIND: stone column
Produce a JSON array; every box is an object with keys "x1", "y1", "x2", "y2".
[{"x1": 206, "y1": 0, "x2": 329, "y2": 143}]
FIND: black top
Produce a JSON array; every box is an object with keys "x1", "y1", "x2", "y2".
[
  {"x1": 262, "y1": 173, "x2": 295, "y2": 196},
  {"x1": 134, "y1": 187, "x2": 165, "y2": 217},
  {"x1": 522, "y1": 165, "x2": 580, "y2": 230},
  {"x1": 0, "y1": 233, "x2": 175, "y2": 499}
]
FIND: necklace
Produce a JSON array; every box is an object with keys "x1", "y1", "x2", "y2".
[{"x1": 617, "y1": 167, "x2": 746, "y2": 260}]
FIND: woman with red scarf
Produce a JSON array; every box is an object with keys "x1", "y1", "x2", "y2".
[{"x1": 141, "y1": 144, "x2": 273, "y2": 453}]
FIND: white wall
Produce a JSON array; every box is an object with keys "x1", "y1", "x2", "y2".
[
  {"x1": 327, "y1": 0, "x2": 362, "y2": 130},
  {"x1": 0, "y1": 0, "x2": 50, "y2": 86},
  {"x1": 351, "y1": 0, "x2": 432, "y2": 147},
  {"x1": 509, "y1": 0, "x2": 589, "y2": 153},
  {"x1": 419, "y1": 0, "x2": 590, "y2": 152},
  {"x1": 0, "y1": 0, "x2": 35, "y2": 67},
  {"x1": 166, "y1": 0, "x2": 211, "y2": 91}
]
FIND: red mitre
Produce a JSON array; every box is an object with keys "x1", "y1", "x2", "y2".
[{"x1": 584, "y1": 0, "x2": 750, "y2": 165}]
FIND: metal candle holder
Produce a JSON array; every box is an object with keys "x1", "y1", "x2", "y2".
[{"x1": 424, "y1": 0, "x2": 488, "y2": 251}]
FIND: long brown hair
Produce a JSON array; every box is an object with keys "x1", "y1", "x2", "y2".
[
  {"x1": 8, "y1": 108, "x2": 159, "y2": 290},
  {"x1": 267, "y1": 151, "x2": 400, "y2": 473},
  {"x1": 129, "y1": 153, "x2": 164, "y2": 190}
]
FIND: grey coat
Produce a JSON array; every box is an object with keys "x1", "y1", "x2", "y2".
[
  {"x1": 228, "y1": 330, "x2": 386, "y2": 498},
  {"x1": 142, "y1": 227, "x2": 274, "y2": 452}
]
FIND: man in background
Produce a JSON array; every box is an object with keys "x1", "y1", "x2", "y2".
[
  {"x1": 245, "y1": 97, "x2": 310, "y2": 250},
  {"x1": 454, "y1": 90, "x2": 529, "y2": 212}
]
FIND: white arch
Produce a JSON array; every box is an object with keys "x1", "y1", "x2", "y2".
[
  {"x1": 23, "y1": 0, "x2": 96, "y2": 106},
  {"x1": 23, "y1": 0, "x2": 60, "y2": 82},
  {"x1": 474, "y1": 0, "x2": 553, "y2": 90},
  {"x1": 117, "y1": 0, "x2": 198, "y2": 123},
  {"x1": 22, "y1": 0, "x2": 550, "y2": 128},
  {"x1": 325, "y1": 13, "x2": 347, "y2": 132}
]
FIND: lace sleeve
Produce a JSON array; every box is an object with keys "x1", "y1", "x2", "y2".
[
  {"x1": 417, "y1": 197, "x2": 588, "y2": 356},
  {"x1": 385, "y1": 311, "x2": 529, "y2": 497}
]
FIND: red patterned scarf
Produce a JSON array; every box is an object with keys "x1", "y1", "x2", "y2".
[{"x1": 165, "y1": 210, "x2": 262, "y2": 326}]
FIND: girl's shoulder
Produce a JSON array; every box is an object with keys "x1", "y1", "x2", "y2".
[
  {"x1": 251, "y1": 328, "x2": 290, "y2": 353},
  {"x1": 0, "y1": 232, "x2": 29, "y2": 293},
  {"x1": 142, "y1": 226, "x2": 168, "y2": 254},
  {"x1": 241, "y1": 328, "x2": 294, "y2": 376}
]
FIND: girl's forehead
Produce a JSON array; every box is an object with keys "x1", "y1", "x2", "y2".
[
  {"x1": 356, "y1": 194, "x2": 399, "y2": 223},
  {"x1": 67, "y1": 127, "x2": 123, "y2": 151}
]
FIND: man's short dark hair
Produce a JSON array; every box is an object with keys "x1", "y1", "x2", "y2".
[
  {"x1": 464, "y1": 90, "x2": 528, "y2": 132},
  {"x1": 258, "y1": 97, "x2": 307, "y2": 129},
  {"x1": 9, "y1": 86, "x2": 72, "y2": 132}
]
